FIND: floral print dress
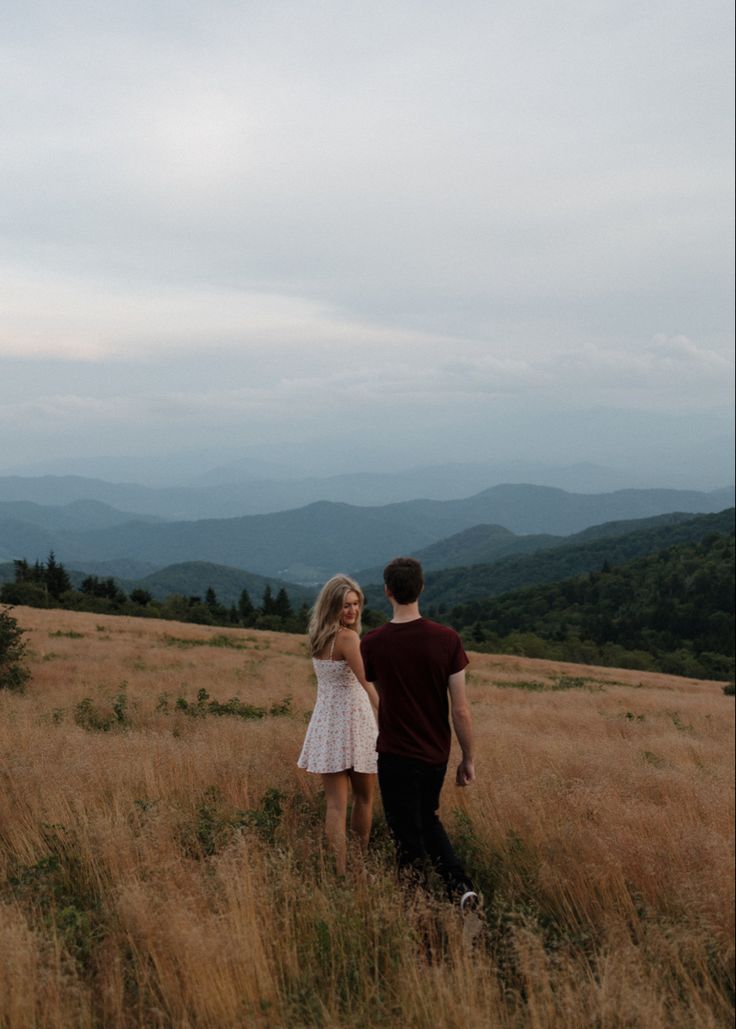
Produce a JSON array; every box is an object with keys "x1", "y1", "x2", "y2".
[{"x1": 297, "y1": 657, "x2": 377, "y2": 774}]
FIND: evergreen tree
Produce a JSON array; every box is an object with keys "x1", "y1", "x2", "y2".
[
  {"x1": 45, "y1": 551, "x2": 71, "y2": 599},
  {"x1": 261, "y1": 584, "x2": 276, "y2": 616},
  {"x1": 13, "y1": 559, "x2": 45, "y2": 585},
  {"x1": 274, "y1": 587, "x2": 293, "y2": 619},
  {"x1": 81, "y1": 575, "x2": 125, "y2": 603},
  {"x1": 296, "y1": 602, "x2": 310, "y2": 632},
  {"x1": 13, "y1": 559, "x2": 30, "y2": 582},
  {"x1": 238, "y1": 588, "x2": 254, "y2": 623}
]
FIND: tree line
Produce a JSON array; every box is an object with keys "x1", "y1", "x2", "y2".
[
  {"x1": 0, "y1": 554, "x2": 310, "y2": 634},
  {"x1": 3, "y1": 530, "x2": 734, "y2": 682}
]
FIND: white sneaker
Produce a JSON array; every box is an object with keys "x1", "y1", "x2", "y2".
[
  {"x1": 459, "y1": 891, "x2": 484, "y2": 949},
  {"x1": 459, "y1": 890, "x2": 479, "y2": 914}
]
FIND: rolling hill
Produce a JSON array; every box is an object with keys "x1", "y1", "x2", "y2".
[
  {"x1": 362, "y1": 508, "x2": 736, "y2": 611},
  {"x1": 0, "y1": 499, "x2": 162, "y2": 532},
  {"x1": 122, "y1": 562, "x2": 314, "y2": 608},
  {"x1": 356, "y1": 510, "x2": 713, "y2": 584},
  {"x1": 444, "y1": 531, "x2": 736, "y2": 680},
  {"x1": 355, "y1": 523, "x2": 561, "y2": 583},
  {"x1": 0, "y1": 483, "x2": 732, "y2": 582},
  {"x1": 0, "y1": 500, "x2": 165, "y2": 564}
]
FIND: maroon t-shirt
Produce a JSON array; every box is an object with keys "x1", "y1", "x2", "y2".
[{"x1": 360, "y1": 618, "x2": 469, "y2": 765}]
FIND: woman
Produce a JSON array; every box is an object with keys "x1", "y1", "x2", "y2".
[{"x1": 298, "y1": 574, "x2": 379, "y2": 874}]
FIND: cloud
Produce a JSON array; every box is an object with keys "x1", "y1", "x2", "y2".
[
  {"x1": 1, "y1": 0, "x2": 733, "y2": 475},
  {"x1": 0, "y1": 266, "x2": 459, "y2": 362}
]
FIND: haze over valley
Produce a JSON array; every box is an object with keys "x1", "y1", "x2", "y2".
[{"x1": 0, "y1": 471, "x2": 732, "y2": 583}]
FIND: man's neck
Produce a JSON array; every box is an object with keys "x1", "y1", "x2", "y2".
[{"x1": 390, "y1": 601, "x2": 422, "y2": 624}]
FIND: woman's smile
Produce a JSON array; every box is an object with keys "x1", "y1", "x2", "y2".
[{"x1": 341, "y1": 591, "x2": 361, "y2": 625}]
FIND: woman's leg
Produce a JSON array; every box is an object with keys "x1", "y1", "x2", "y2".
[
  {"x1": 321, "y1": 772, "x2": 349, "y2": 874},
  {"x1": 347, "y1": 770, "x2": 375, "y2": 851}
]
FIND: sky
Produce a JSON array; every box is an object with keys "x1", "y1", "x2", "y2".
[{"x1": 1, "y1": 0, "x2": 734, "y2": 486}]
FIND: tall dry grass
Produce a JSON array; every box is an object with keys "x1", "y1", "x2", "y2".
[{"x1": 1, "y1": 606, "x2": 733, "y2": 1027}]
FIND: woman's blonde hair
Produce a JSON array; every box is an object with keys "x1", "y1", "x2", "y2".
[{"x1": 308, "y1": 574, "x2": 364, "y2": 657}]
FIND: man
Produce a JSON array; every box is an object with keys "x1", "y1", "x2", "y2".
[{"x1": 360, "y1": 556, "x2": 478, "y2": 910}]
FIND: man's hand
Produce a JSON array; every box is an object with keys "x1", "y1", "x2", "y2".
[
  {"x1": 449, "y1": 670, "x2": 475, "y2": 787},
  {"x1": 455, "y1": 757, "x2": 475, "y2": 786}
]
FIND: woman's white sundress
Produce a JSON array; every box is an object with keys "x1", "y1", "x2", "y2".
[{"x1": 297, "y1": 654, "x2": 377, "y2": 775}]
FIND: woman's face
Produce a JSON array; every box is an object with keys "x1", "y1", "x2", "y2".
[{"x1": 340, "y1": 590, "x2": 361, "y2": 627}]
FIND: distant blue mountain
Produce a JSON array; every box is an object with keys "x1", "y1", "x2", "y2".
[{"x1": 0, "y1": 483, "x2": 732, "y2": 582}]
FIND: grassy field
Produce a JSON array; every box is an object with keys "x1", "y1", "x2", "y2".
[{"x1": 1, "y1": 606, "x2": 733, "y2": 1028}]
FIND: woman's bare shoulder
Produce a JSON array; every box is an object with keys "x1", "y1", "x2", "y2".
[{"x1": 334, "y1": 627, "x2": 360, "y2": 652}]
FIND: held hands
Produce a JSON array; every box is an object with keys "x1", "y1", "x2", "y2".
[{"x1": 455, "y1": 757, "x2": 475, "y2": 787}]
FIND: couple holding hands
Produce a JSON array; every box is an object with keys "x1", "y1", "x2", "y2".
[{"x1": 298, "y1": 557, "x2": 479, "y2": 911}]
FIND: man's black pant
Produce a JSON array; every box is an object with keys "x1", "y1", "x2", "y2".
[{"x1": 377, "y1": 752, "x2": 473, "y2": 898}]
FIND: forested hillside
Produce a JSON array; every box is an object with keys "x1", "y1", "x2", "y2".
[
  {"x1": 355, "y1": 524, "x2": 560, "y2": 583},
  {"x1": 445, "y1": 532, "x2": 735, "y2": 680},
  {"x1": 405, "y1": 508, "x2": 735, "y2": 609}
]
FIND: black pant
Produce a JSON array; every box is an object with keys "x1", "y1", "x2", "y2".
[{"x1": 377, "y1": 753, "x2": 473, "y2": 899}]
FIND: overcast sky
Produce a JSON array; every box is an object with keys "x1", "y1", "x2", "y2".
[{"x1": 1, "y1": 0, "x2": 734, "y2": 485}]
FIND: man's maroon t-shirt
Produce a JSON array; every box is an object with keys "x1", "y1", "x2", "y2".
[{"x1": 360, "y1": 618, "x2": 469, "y2": 766}]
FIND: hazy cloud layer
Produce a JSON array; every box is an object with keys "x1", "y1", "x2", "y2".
[{"x1": 2, "y1": 0, "x2": 733, "y2": 481}]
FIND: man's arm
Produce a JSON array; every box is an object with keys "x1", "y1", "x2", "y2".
[{"x1": 448, "y1": 670, "x2": 475, "y2": 786}]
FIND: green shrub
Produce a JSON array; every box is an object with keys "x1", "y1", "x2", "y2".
[
  {"x1": 172, "y1": 687, "x2": 291, "y2": 720},
  {"x1": 73, "y1": 686, "x2": 131, "y2": 731},
  {"x1": 0, "y1": 606, "x2": 30, "y2": 691},
  {"x1": 0, "y1": 580, "x2": 49, "y2": 607},
  {"x1": 8, "y1": 823, "x2": 103, "y2": 971}
]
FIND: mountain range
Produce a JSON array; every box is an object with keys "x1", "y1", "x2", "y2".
[
  {"x1": 5, "y1": 509, "x2": 729, "y2": 612},
  {"x1": 1, "y1": 463, "x2": 733, "y2": 520},
  {"x1": 0, "y1": 482, "x2": 733, "y2": 584}
]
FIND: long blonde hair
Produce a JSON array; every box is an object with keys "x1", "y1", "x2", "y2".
[{"x1": 308, "y1": 574, "x2": 364, "y2": 657}]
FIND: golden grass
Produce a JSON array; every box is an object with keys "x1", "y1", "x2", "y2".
[{"x1": 1, "y1": 606, "x2": 733, "y2": 1027}]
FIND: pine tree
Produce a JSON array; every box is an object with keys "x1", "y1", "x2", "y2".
[
  {"x1": 261, "y1": 585, "x2": 276, "y2": 616},
  {"x1": 45, "y1": 552, "x2": 72, "y2": 599},
  {"x1": 238, "y1": 589, "x2": 254, "y2": 623},
  {"x1": 274, "y1": 587, "x2": 293, "y2": 619},
  {"x1": 13, "y1": 559, "x2": 30, "y2": 582}
]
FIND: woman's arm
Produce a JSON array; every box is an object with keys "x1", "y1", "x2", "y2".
[{"x1": 335, "y1": 629, "x2": 379, "y2": 715}]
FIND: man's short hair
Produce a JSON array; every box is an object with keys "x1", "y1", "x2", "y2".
[{"x1": 383, "y1": 557, "x2": 424, "y2": 604}]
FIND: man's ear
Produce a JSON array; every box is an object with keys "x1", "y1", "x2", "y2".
[{"x1": 383, "y1": 584, "x2": 392, "y2": 599}]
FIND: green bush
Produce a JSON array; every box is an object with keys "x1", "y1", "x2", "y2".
[
  {"x1": 0, "y1": 607, "x2": 30, "y2": 691},
  {"x1": 0, "y1": 581, "x2": 48, "y2": 607},
  {"x1": 74, "y1": 687, "x2": 130, "y2": 731}
]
